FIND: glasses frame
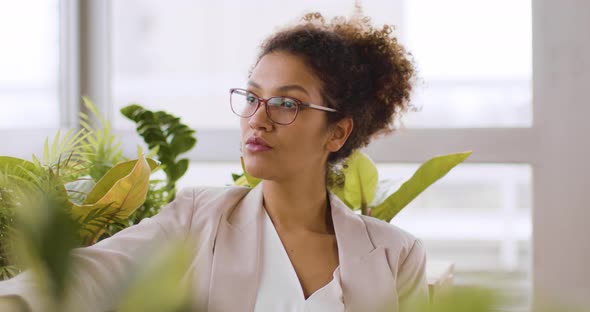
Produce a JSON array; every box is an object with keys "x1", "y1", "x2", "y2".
[{"x1": 229, "y1": 88, "x2": 338, "y2": 125}]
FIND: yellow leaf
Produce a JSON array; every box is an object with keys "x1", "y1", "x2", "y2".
[
  {"x1": 240, "y1": 156, "x2": 261, "y2": 188},
  {"x1": 234, "y1": 175, "x2": 249, "y2": 187},
  {"x1": 330, "y1": 150, "x2": 378, "y2": 210},
  {"x1": 71, "y1": 156, "x2": 159, "y2": 243}
]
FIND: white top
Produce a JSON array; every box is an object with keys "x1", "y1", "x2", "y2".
[{"x1": 254, "y1": 209, "x2": 345, "y2": 312}]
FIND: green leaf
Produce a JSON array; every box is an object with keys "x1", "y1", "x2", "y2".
[
  {"x1": 330, "y1": 150, "x2": 378, "y2": 211},
  {"x1": 231, "y1": 173, "x2": 243, "y2": 182},
  {"x1": 0, "y1": 157, "x2": 43, "y2": 198},
  {"x1": 120, "y1": 104, "x2": 197, "y2": 189},
  {"x1": 0, "y1": 265, "x2": 20, "y2": 280},
  {"x1": 240, "y1": 157, "x2": 261, "y2": 188},
  {"x1": 429, "y1": 287, "x2": 498, "y2": 312},
  {"x1": 38, "y1": 128, "x2": 91, "y2": 171},
  {"x1": 50, "y1": 129, "x2": 61, "y2": 165},
  {"x1": 0, "y1": 156, "x2": 39, "y2": 176},
  {"x1": 172, "y1": 158, "x2": 189, "y2": 182},
  {"x1": 170, "y1": 135, "x2": 196, "y2": 156},
  {"x1": 82, "y1": 96, "x2": 104, "y2": 124},
  {"x1": 234, "y1": 175, "x2": 249, "y2": 187},
  {"x1": 370, "y1": 178, "x2": 404, "y2": 207},
  {"x1": 119, "y1": 104, "x2": 143, "y2": 120},
  {"x1": 12, "y1": 193, "x2": 80, "y2": 306},
  {"x1": 70, "y1": 156, "x2": 159, "y2": 244},
  {"x1": 81, "y1": 157, "x2": 158, "y2": 206},
  {"x1": 372, "y1": 151, "x2": 472, "y2": 222},
  {"x1": 43, "y1": 137, "x2": 50, "y2": 166},
  {"x1": 116, "y1": 242, "x2": 193, "y2": 312},
  {"x1": 79, "y1": 99, "x2": 125, "y2": 181}
]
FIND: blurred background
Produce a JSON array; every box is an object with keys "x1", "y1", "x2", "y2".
[{"x1": 0, "y1": 1, "x2": 588, "y2": 311}]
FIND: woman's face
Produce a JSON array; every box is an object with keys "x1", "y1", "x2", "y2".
[{"x1": 240, "y1": 51, "x2": 336, "y2": 183}]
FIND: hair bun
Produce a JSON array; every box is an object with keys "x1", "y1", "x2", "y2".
[{"x1": 257, "y1": 11, "x2": 416, "y2": 163}]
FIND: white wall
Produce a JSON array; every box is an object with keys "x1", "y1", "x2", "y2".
[{"x1": 533, "y1": 0, "x2": 590, "y2": 308}]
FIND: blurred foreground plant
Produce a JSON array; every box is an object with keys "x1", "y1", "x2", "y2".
[{"x1": 0, "y1": 186, "x2": 194, "y2": 312}]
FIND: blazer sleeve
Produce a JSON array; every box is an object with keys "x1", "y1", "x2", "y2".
[
  {"x1": 397, "y1": 238, "x2": 429, "y2": 311},
  {"x1": 0, "y1": 187, "x2": 199, "y2": 312}
]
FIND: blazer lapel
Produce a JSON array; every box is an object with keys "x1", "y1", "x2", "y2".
[
  {"x1": 330, "y1": 193, "x2": 397, "y2": 312},
  {"x1": 207, "y1": 184, "x2": 264, "y2": 312},
  {"x1": 207, "y1": 186, "x2": 395, "y2": 312}
]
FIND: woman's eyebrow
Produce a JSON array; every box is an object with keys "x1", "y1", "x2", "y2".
[
  {"x1": 277, "y1": 84, "x2": 310, "y2": 96},
  {"x1": 247, "y1": 80, "x2": 310, "y2": 96},
  {"x1": 247, "y1": 80, "x2": 262, "y2": 89}
]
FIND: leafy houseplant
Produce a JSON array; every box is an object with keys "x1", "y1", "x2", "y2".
[
  {"x1": 234, "y1": 150, "x2": 472, "y2": 222},
  {"x1": 0, "y1": 99, "x2": 198, "y2": 311},
  {"x1": 0, "y1": 99, "x2": 197, "y2": 279},
  {"x1": 120, "y1": 105, "x2": 196, "y2": 197},
  {"x1": 119, "y1": 104, "x2": 197, "y2": 226},
  {"x1": 0, "y1": 99, "x2": 155, "y2": 278},
  {"x1": 1, "y1": 186, "x2": 195, "y2": 312}
]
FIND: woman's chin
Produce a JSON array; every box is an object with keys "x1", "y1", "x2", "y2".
[{"x1": 243, "y1": 158, "x2": 271, "y2": 180}]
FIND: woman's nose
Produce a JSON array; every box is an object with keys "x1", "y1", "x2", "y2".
[{"x1": 248, "y1": 102, "x2": 273, "y2": 131}]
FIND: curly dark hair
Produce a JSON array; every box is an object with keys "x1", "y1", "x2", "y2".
[{"x1": 251, "y1": 12, "x2": 416, "y2": 164}]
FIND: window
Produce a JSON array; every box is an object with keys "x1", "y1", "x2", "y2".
[
  {"x1": 403, "y1": 0, "x2": 532, "y2": 128},
  {"x1": 10, "y1": 0, "x2": 589, "y2": 309},
  {"x1": 111, "y1": 0, "x2": 404, "y2": 129},
  {"x1": 0, "y1": 0, "x2": 61, "y2": 129},
  {"x1": 111, "y1": 0, "x2": 531, "y2": 130}
]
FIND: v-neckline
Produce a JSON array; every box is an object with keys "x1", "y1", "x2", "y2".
[{"x1": 262, "y1": 208, "x2": 340, "y2": 301}]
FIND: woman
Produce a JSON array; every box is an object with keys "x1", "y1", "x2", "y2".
[{"x1": 0, "y1": 12, "x2": 427, "y2": 312}]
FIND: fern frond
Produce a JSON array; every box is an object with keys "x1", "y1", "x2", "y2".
[{"x1": 78, "y1": 98, "x2": 125, "y2": 181}]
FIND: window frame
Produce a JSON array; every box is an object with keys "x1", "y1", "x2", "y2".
[
  {"x1": 4, "y1": 0, "x2": 590, "y2": 308},
  {"x1": 0, "y1": 0, "x2": 79, "y2": 157}
]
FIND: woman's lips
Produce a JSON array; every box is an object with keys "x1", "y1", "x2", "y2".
[
  {"x1": 245, "y1": 136, "x2": 273, "y2": 152},
  {"x1": 245, "y1": 143, "x2": 273, "y2": 152}
]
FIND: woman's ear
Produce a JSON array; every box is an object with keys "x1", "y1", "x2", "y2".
[{"x1": 326, "y1": 117, "x2": 353, "y2": 152}]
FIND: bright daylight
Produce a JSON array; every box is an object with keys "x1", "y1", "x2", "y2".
[{"x1": 0, "y1": 1, "x2": 588, "y2": 312}]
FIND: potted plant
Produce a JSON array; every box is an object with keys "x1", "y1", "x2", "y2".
[{"x1": 0, "y1": 98, "x2": 197, "y2": 279}]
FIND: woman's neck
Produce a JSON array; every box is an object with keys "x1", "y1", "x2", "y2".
[{"x1": 261, "y1": 173, "x2": 332, "y2": 234}]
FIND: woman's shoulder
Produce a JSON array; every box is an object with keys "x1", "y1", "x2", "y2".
[
  {"x1": 175, "y1": 185, "x2": 252, "y2": 215},
  {"x1": 358, "y1": 215, "x2": 428, "y2": 304},
  {"x1": 151, "y1": 186, "x2": 251, "y2": 236},
  {"x1": 359, "y1": 215, "x2": 417, "y2": 247},
  {"x1": 187, "y1": 185, "x2": 251, "y2": 203},
  {"x1": 358, "y1": 214, "x2": 424, "y2": 264}
]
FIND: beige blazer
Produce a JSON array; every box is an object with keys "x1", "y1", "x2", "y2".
[{"x1": 0, "y1": 183, "x2": 428, "y2": 312}]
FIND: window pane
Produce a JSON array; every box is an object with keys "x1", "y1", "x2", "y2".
[
  {"x1": 111, "y1": 0, "x2": 531, "y2": 130},
  {"x1": 378, "y1": 163, "x2": 531, "y2": 249},
  {"x1": 176, "y1": 162, "x2": 242, "y2": 190},
  {"x1": 379, "y1": 163, "x2": 532, "y2": 307},
  {"x1": 403, "y1": 0, "x2": 532, "y2": 127},
  {"x1": 0, "y1": 0, "x2": 60, "y2": 128},
  {"x1": 111, "y1": 0, "x2": 356, "y2": 130}
]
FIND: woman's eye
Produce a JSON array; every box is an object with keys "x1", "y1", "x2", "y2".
[
  {"x1": 283, "y1": 99, "x2": 296, "y2": 108},
  {"x1": 246, "y1": 96, "x2": 257, "y2": 104}
]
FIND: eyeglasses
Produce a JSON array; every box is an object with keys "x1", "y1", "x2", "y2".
[{"x1": 229, "y1": 88, "x2": 338, "y2": 125}]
